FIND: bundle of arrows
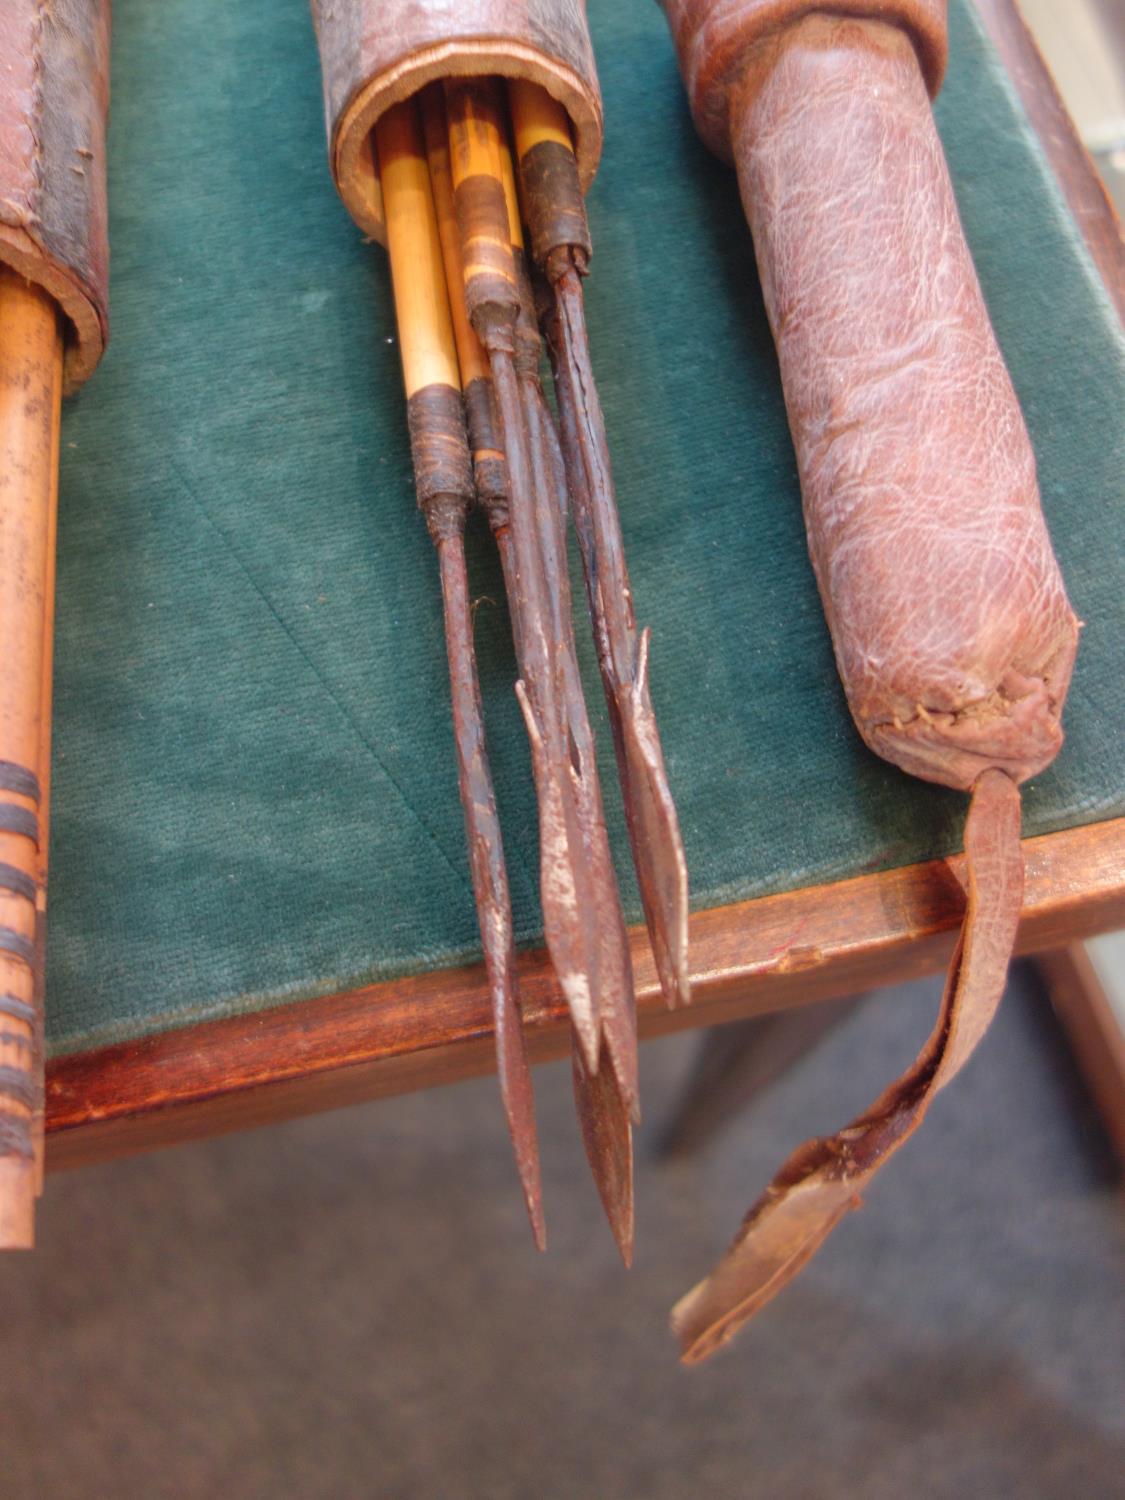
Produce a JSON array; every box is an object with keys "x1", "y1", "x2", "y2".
[{"x1": 372, "y1": 80, "x2": 689, "y2": 1255}]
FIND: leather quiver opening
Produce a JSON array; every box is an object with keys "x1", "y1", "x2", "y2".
[
  {"x1": 658, "y1": 0, "x2": 948, "y2": 160},
  {"x1": 0, "y1": 0, "x2": 111, "y2": 393},
  {"x1": 310, "y1": 0, "x2": 604, "y2": 244}
]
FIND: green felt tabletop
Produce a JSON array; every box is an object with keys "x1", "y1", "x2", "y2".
[{"x1": 44, "y1": 0, "x2": 1125, "y2": 1055}]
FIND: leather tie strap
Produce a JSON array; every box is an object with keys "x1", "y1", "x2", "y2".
[{"x1": 673, "y1": 769, "x2": 1023, "y2": 1362}]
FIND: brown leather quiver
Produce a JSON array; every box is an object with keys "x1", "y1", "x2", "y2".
[
  {"x1": 660, "y1": 0, "x2": 1079, "y2": 1358},
  {"x1": 310, "y1": 0, "x2": 603, "y2": 240},
  {"x1": 0, "y1": 0, "x2": 111, "y2": 392}
]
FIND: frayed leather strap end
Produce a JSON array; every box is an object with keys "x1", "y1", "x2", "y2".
[{"x1": 673, "y1": 769, "x2": 1023, "y2": 1363}]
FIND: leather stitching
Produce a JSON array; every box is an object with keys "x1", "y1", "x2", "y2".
[{"x1": 27, "y1": 0, "x2": 49, "y2": 230}]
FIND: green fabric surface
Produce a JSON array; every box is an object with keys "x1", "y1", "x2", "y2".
[{"x1": 46, "y1": 0, "x2": 1125, "y2": 1055}]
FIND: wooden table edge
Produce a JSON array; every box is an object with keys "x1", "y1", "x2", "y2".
[
  {"x1": 43, "y1": 0, "x2": 1125, "y2": 1171},
  {"x1": 46, "y1": 816, "x2": 1125, "y2": 1168},
  {"x1": 1037, "y1": 942, "x2": 1125, "y2": 1163}
]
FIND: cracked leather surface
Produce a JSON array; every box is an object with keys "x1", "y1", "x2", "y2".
[
  {"x1": 310, "y1": 0, "x2": 601, "y2": 242},
  {"x1": 731, "y1": 15, "x2": 1079, "y2": 792},
  {"x1": 0, "y1": 0, "x2": 110, "y2": 390}
]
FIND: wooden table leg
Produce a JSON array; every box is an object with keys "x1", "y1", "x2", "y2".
[{"x1": 1036, "y1": 943, "x2": 1125, "y2": 1165}]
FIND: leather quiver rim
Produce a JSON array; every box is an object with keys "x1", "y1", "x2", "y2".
[
  {"x1": 0, "y1": 224, "x2": 105, "y2": 394},
  {"x1": 658, "y1": 0, "x2": 948, "y2": 162},
  {"x1": 0, "y1": 0, "x2": 111, "y2": 393},
  {"x1": 324, "y1": 37, "x2": 602, "y2": 246}
]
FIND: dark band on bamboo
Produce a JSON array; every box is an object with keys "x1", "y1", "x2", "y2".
[
  {"x1": 0, "y1": 1067, "x2": 36, "y2": 1112},
  {"x1": 0, "y1": 1118, "x2": 34, "y2": 1160},
  {"x1": 0, "y1": 865, "x2": 37, "y2": 904},
  {"x1": 407, "y1": 383, "x2": 474, "y2": 542},
  {"x1": 0, "y1": 764, "x2": 41, "y2": 804},
  {"x1": 0, "y1": 930, "x2": 35, "y2": 967},
  {"x1": 463, "y1": 376, "x2": 508, "y2": 522},
  {"x1": 0, "y1": 806, "x2": 38, "y2": 845},
  {"x1": 452, "y1": 174, "x2": 520, "y2": 330},
  {"x1": 519, "y1": 140, "x2": 592, "y2": 270},
  {"x1": 0, "y1": 996, "x2": 35, "y2": 1027},
  {"x1": 512, "y1": 248, "x2": 543, "y2": 380}
]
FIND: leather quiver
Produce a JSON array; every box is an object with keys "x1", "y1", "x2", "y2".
[
  {"x1": 660, "y1": 0, "x2": 1080, "y2": 1359},
  {"x1": 0, "y1": 0, "x2": 111, "y2": 392},
  {"x1": 310, "y1": 0, "x2": 603, "y2": 244},
  {"x1": 660, "y1": 0, "x2": 1077, "y2": 793}
]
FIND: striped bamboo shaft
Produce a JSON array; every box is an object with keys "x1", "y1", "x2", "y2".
[
  {"x1": 419, "y1": 86, "x2": 509, "y2": 538},
  {"x1": 0, "y1": 267, "x2": 63, "y2": 1246}
]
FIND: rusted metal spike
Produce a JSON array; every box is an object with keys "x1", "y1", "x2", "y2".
[
  {"x1": 503, "y1": 142, "x2": 642, "y2": 1183},
  {"x1": 435, "y1": 531, "x2": 545, "y2": 1250},
  {"x1": 507, "y1": 78, "x2": 690, "y2": 1010},
  {"x1": 375, "y1": 100, "x2": 545, "y2": 1247},
  {"x1": 521, "y1": 366, "x2": 639, "y2": 1125},
  {"x1": 490, "y1": 347, "x2": 600, "y2": 1072},
  {"x1": 546, "y1": 267, "x2": 691, "y2": 1010},
  {"x1": 572, "y1": 1035, "x2": 635, "y2": 1267},
  {"x1": 444, "y1": 77, "x2": 603, "y2": 1071},
  {"x1": 502, "y1": 127, "x2": 641, "y2": 1127}
]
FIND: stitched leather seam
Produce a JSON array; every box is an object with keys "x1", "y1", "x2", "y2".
[{"x1": 28, "y1": 0, "x2": 49, "y2": 227}]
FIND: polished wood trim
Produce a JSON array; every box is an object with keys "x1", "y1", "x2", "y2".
[
  {"x1": 973, "y1": 0, "x2": 1125, "y2": 325},
  {"x1": 45, "y1": 817, "x2": 1125, "y2": 1169},
  {"x1": 1037, "y1": 942, "x2": 1125, "y2": 1164}
]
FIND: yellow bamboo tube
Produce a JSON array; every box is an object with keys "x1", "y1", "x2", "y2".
[
  {"x1": 32, "y1": 309, "x2": 63, "y2": 1196},
  {"x1": 497, "y1": 135, "x2": 525, "y2": 254},
  {"x1": 419, "y1": 86, "x2": 509, "y2": 533},
  {"x1": 418, "y1": 88, "x2": 489, "y2": 391},
  {"x1": 0, "y1": 267, "x2": 63, "y2": 1246},
  {"x1": 507, "y1": 79, "x2": 575, "y2": 160},
  {"x1": 444, "y1": 80, "x2": 508, "y2": 202},
  {"x1": 375, "y1": 101, "x2": 462, "y2": 400}
]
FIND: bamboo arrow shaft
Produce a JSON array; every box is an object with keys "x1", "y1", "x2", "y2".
[
  {"x1": 0, "y1": 267, "x2": 63, "y2": 1247},
  {"x1": 419, "y1": 87, "x2": 509, "y2": 536},
  {"x1": 444, "y1": 77, "x2": 606, "y2": 1073},
  {"x1": 375, "y1": 100, "x2": 544, "y2": 1248},
  {"x1": 442, "y1": 80, "x2": 639, "y2": 1257}
]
